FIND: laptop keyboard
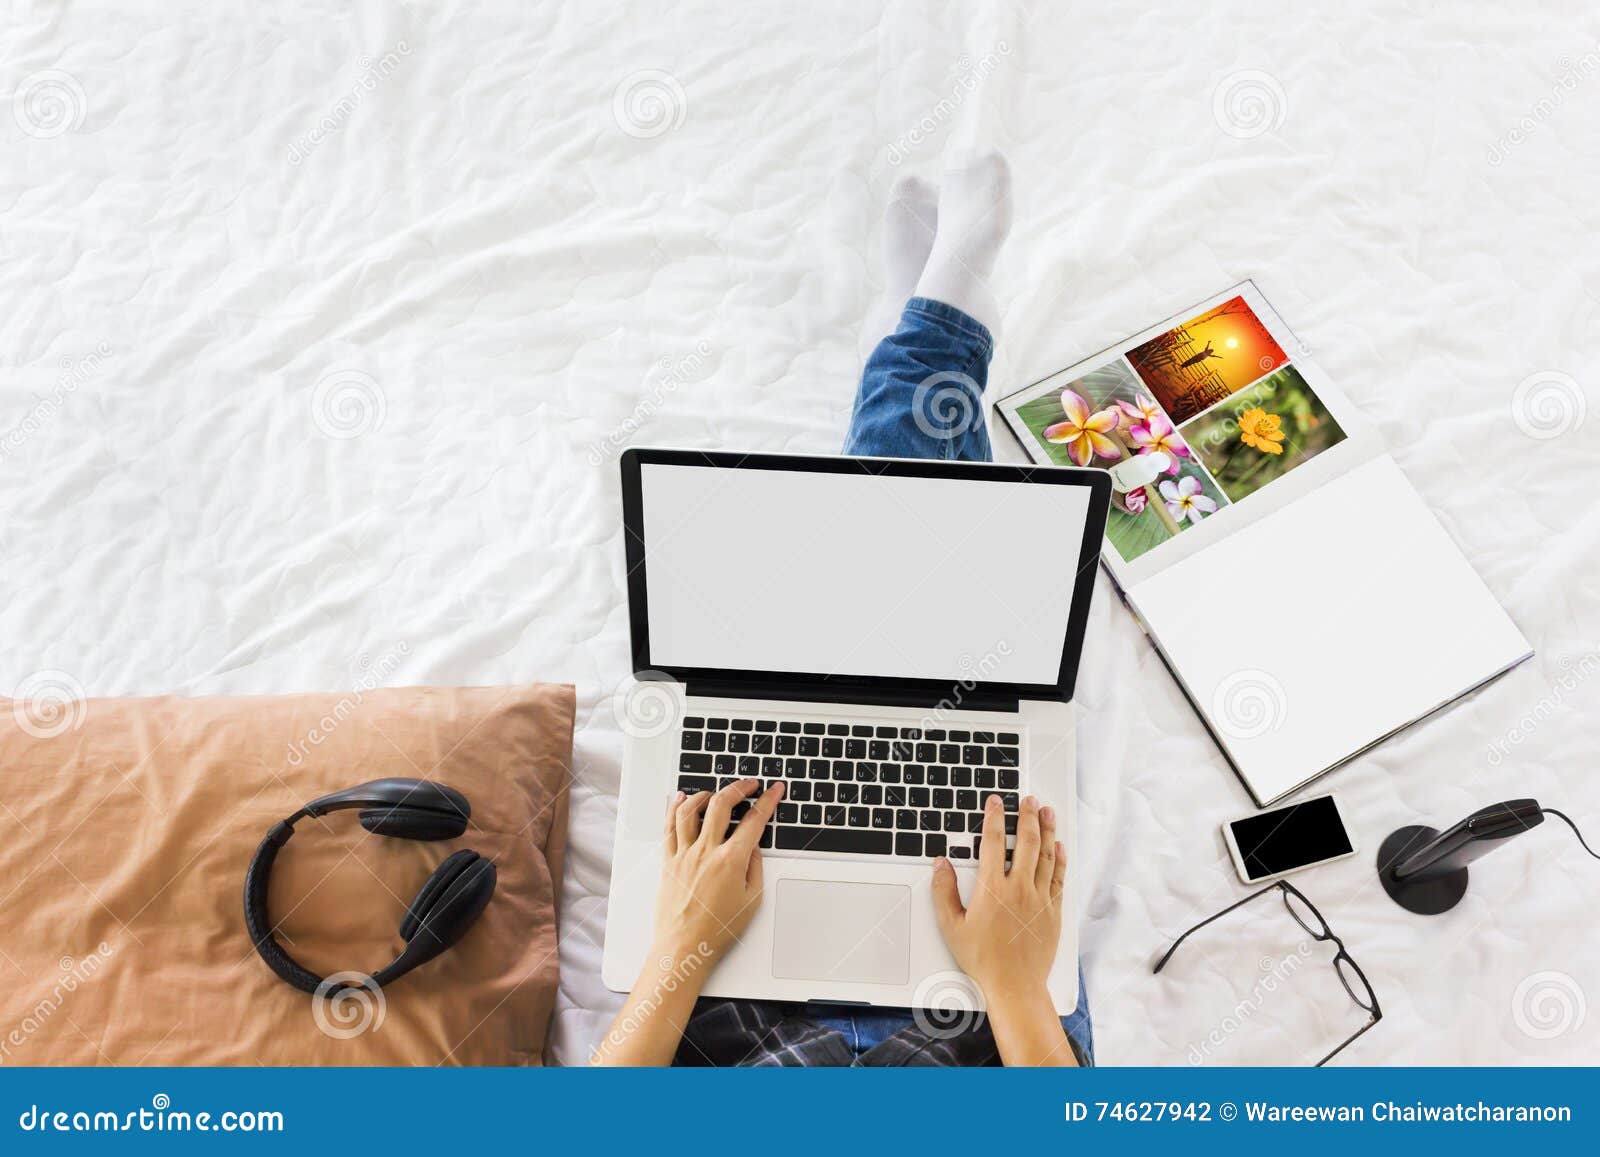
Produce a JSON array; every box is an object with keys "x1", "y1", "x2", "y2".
[{"x1": 675, "y1": 715, "x2": 1022, "y2": 861}]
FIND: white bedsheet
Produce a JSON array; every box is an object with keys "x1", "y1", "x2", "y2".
[{"x1": 3, "y1": 2, "x2": 1595, "y2": 1065}]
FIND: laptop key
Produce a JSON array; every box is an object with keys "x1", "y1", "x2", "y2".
[
  {"x1": 777, "y1": 804, "x2": 800, "y2": 824},
  {"x1": 999, "y1": 768, "x2": 1020, "y2": 790},
  {"x1": 762, "y1": 757, "x2": 783, "y2": 775},
  {"x1": 707, "y1": 718, "x2": 729, "y2": 729},
  {"x1": 823, "y1": 805, "x2": 847, "y2": 826},
  {"x1": 728, "y1": 734, "x2": 751, "y2": 753},
  {"x1": 822, "y1": 738, "x2": 844, "y2": 758},
  {"x1": 988, "y1": 746, "x2": 1019, "y2": 767},
  {"x1": 927, "y1": 766, "x2": 949, "y2": 786},
  {"x1": 775, "y1": 736, "x2": 797, "y2": 755},
  {"x1": 956, "y1": 790, "x2": 977, "y2": 811},
  {"x1": 895, "y1": 833, "x2": 923, "y2": 857},
  {"x1": 680, "y1": 753, "x2": 712, "y2": 774},
  {"x1": 788, "y1": 781, "x2": 812, "y2": 801},
  {"x1": 900, "y1": 727, "x2": 922, "y2": 740},
  {"x1": 925, "y1": 729, "x2": 946, "y2": 740},
  {"x1": 799, "y1": 737, "x2": 820, "y2": 756},
  {"x1": 967, "y1": 813, "x2": 985, "y2": 833},
  {"x1": 962, "y1": 745, "x2": 983, "y2": 764},
  {"x1": 785, "y1": 759, "x2": 807, "y2": 778},
  {"x1": 759, "y1": 827, "x2": 773, "y2": 849},
  {"x1": 879, "y1": 763, "x2": 901, "y2": 783},
  {"x1": 855, "y1": 762, "x2": 878, "y2": 782},
  {"x1": 777, "y1": 827, "x2": 893, "y2": 855},
  {"x1": 949, "y1": 846, "x2": 970, "y2": 859},
  {"x1": 939, "y1": 744, "x2": 960, "y2": 763},
  {"x1": 903, "y1": 765, "x2": 926, "y2": 785},
  {"x1": 943, "y1": 812, "x2": 965, "y2": 832},
  {"x1": 845, "y1": 739, "x2": 867, "y2": 759},
  {"x1": 704, "y1": 732, "x2": 727, "y2": 752},
  {"x1": 836, "y1": 783, "x2": 859, "y2": 804},
  {"x1": 731, "y1": 719, "x2": 753, "y2": 732},
  {"x1": 932, "y1": 788, "x2": 953, "y2": 809},
  {"x1": 809, "y1": 760, "x2": 831, "y2": 779},
  {"x1": 871, "y1": 808, "x2": 894, "y2": 829},
  {"x1": 924, "y1": 834, "x2": 947, "y2": 857},
  {"x1": 800, "y1": 804, "x2": 822, "y2": 825},
  {"x1": 751, "y1": 735, "x2": 774, "y2": 755},
  {"x1": 861, "y1": 785, "x2": 882, "y2": 805},
  {"x1": 891, "y1": 741, "x2": 914, "y2": 761},
  {"x1": 975, "y1": 768, "x2": 996, "y2": 788},
  {"x1": 915, "y1": 743, "x2": 936, "y2": 761},
  {"x1": 919, "y1": 810, "x2": 942, "y2": 832},
  {"x1": 755, "y1": 719, "x2": 777, "y2": 732},
  {"x1": 895, "y1": 809, "x2": 917, "y2": 829},
  {"x1": 779, "y1": 721, "x2": 802, "y2": 733},
  {"x1": 714, "y1": 754, "x2": 735, "y2": 775},
  {"x1": 848, "y1": 807, "x2": 870, "y2": 827},
  {"x1": 832, "y1": 761, "x2": 854, "y2": 781},
  {"x1": 951, "y1": 767, "x2": 972, "y2": 787},
  {"x1": 909, "y1": 787, "x2": 930, "y2": 808},
  {"x1": 681, "y1": 732, "x2": 703, "y2": 751},
  {"x1": 998, "y1": 732, "x2": 1018, "y2": 744},
  {"x1": 875, "y1": 725, "x2": 897, "y2": 738},
  {"x1": 851, "y1": 725, "x2": 873, "y2": 737},
  {"x1": 868, "y1": 740, "x2": 889, "y2": 759},
  {"x1": 683, "y1": 717, "x2": 705, "y2": 729},
  {"x1": 813, "y1": 782, "x2": 835, "y2": 803},
  {"x1": 677, "y1": 775, "x2": 715, "y2": 794},
  {"x1": 737, "y1": 756, "x2": 760, "y2": 776},
  {"x1": 827, "y1": 723, "x2": 849, "y2": 736},
  {"x1": 802, "y1": 722, "x2": 825, "y2": 734}
]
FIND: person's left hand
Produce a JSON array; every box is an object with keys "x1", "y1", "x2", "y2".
[{"x1": 652, "y1": 778, "x2": 783, "y2": 962}]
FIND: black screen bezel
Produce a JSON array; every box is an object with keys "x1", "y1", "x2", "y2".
[{"x1": 620, "y1": 447, "x2": 1111, "y2": 703}]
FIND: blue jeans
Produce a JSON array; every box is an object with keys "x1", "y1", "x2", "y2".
[{"x1": 809, "y1": 295, "x2": 1095, "y2": 1065}]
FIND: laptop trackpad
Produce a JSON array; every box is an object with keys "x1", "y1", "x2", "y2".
[{"x1": 772, "y1": 879, "x2": 911, "y2": 986}]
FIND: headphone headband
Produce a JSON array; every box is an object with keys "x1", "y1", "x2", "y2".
[{"x1": 243, "y1": 778, "x2": 494, "y2": 997}]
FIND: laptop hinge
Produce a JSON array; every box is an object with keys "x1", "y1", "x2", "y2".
[{"x1": 683, "y1": 679, "x2": 1021, "y2": 715}]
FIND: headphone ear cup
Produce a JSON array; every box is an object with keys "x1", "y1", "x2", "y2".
[
  {"x1": 360, "y1": 806, "x2": 468, "y2": 841},
  {"x1": 399, "y1": 850, "x2": 495, "y2": 945}
]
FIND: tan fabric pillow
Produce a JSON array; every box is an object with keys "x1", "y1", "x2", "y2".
[{"x1": 0, "y1": 684, "x2": 572, "y2": 1066}]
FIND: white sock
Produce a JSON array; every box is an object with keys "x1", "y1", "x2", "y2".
[
  {"x1": 862, "y1": 175, "x2": 939, "y2": 353},
  {"x1": 913, "y1": 151, "x2": 1012, "y2": 337}
]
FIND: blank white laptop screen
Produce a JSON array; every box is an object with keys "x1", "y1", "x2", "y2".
[{"x1": 640, "y1": 463, "x2": 1091, "y2": 684}]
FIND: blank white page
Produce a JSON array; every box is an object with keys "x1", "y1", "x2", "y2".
[{"x1": 1130, "y1": 455, "x2": 1531, "y2": 803}]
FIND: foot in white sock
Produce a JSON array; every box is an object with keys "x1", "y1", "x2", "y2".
[
  {"x1": 913, "y1": 151, "x2": 1012, "y2": 337},
  {"x1": 862, "y1": 175, "x2": 939, "y2": 353}
]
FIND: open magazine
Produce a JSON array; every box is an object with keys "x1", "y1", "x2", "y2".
[{"x1": 997, "y1": 282, "x2": 1531, "y2": 804}]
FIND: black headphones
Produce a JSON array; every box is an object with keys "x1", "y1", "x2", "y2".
[{"x1": 244, "y1": 778, "x2": 497, "y2": 994}]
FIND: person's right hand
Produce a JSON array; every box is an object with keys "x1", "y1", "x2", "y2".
[
  {"x1": 651, "y1": 778, "x2": 783, "y2": 962},
  {"x1": 931, "y1": 793, "x2": 1065, "y2": 1001}
]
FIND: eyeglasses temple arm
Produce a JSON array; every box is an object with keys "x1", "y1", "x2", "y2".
[{"x1": 1152, "y1": 884, "x2": 1282, "y2": 973}]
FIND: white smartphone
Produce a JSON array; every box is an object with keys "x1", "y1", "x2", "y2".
[{"x1": 1222, "y1": 793, "x2": 1358, "y2": 884}]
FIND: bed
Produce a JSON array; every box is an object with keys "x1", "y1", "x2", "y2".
[{"x1": 3, "y1": 2, "x2": 1594, "y2": 1065}]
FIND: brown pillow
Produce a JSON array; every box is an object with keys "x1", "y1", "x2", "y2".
[{"x1": 0, "y1": 684, "x2": 572, "y2": 1066}]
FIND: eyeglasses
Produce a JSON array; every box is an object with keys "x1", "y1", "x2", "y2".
[{"x1": 1153, "y1": 880, "x2": 1382, "y2": 1066}]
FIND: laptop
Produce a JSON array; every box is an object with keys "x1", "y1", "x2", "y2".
[
  {"x1": 602, "y1": 449, "x2": 1110, "y2": 1013},
  {"x1": 997, "y1": 281, "x2": 1533, "y2": 805}
]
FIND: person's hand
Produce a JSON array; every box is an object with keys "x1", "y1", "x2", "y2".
[
  {"x1": 652, "y1": 778, "x2": 783, "y2": 962},
  {"x1": 931, "y1": 793, "x2": 1064, "y2": 999}
]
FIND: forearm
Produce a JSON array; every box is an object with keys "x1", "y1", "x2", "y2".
[
  {"x1": 984, "y1": 982, "x2": 1079, "y2": 1067},
  {"x1": 589, "y1": 941, "x2": 713, "y2": 1066}
]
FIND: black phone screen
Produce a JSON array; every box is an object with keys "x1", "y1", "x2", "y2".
[{"x1": 1231, "y1": 795, "x2": 1353, "y2": 880}]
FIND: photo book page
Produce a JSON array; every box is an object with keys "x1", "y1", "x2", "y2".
[{"x1": 997, "y1": 282, "x2": 1375, "y2": 586}]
